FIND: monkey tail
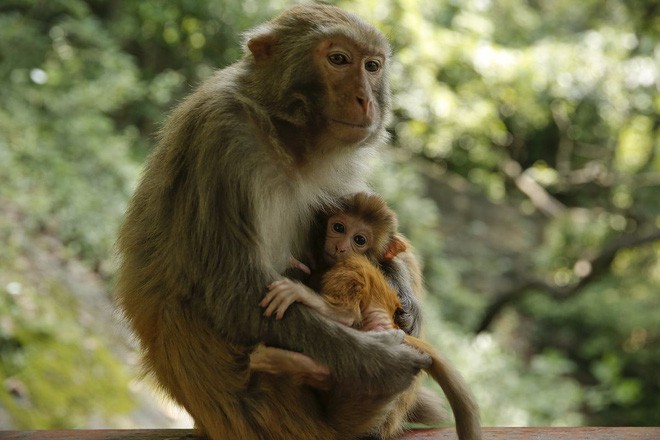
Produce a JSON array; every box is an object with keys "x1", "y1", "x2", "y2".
[{"x1": 404, "y1": 335, "x2": 482, "y2": 440}]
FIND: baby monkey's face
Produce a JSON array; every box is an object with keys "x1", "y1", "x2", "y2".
[{"x1": 323, "y1": 214, "x2": 373, "y2": 264}]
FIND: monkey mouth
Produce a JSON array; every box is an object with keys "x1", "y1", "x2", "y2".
[
  {"x1": 323, "y1": 251, "x2": 342, "y2": 265},
  {"x1": 330, "y1": 119, "x2": 370, "y2": 129},
  {"x1": 329, "y1": 119, "x2": 374, "y2": 143}
]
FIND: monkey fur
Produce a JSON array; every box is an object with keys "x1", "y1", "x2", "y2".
[
  {"x1": 303, "y1": 193, "x2": 424, "y2": 336},
  {"x1": 115, "y1": 4, "x2": 430, "y2": 440},
  {"x1": 321, "y1": 254, "x2": 483, "y2": 440},
  {"x1": 323, "y1": 193, "x2": 479, "y2": 439},
  {"x1": 256, "y1": 192, "x2": 458, "y2": 437}
]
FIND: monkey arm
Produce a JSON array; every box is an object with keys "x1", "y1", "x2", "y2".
[
  {"x1": 257, "y1": 302, "x2": 430, "y2": 395},
  {"x1": 262, "y1": 278, "x2": 357, "y2": 326},
  {"x1": 381, "y1": 255, "x2": 423, "y2": 337},
  {"x1": 253, "y1": 278, "x2": 395, "y2": 388},
  {"x1": 193, "y1": 222, "x2": 429, "y2": 395}
]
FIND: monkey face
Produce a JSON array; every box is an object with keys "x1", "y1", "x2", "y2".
[
  {"x1": 314, "y1": 37, "x2": 388, "y2": 144},
  {"x1": 323, "y1": 214, "x2": 373, "y2": 264}
]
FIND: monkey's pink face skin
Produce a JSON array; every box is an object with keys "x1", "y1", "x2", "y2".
[
  {"x1": 315, "y1": 37, "x2": 386, "y2": 144},
  {"x1": 323, "y1": 214, "x2": 373, "y2": 264}
]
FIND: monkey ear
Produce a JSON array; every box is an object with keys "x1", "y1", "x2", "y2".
[
  {"x1": 383, "y1": 236, "x2": 407, "y2": 261},
  {"x1": 247, "y1": 33, "x2": 278, "y2": 63}
]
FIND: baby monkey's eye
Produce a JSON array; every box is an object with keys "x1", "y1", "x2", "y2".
[
  {"x1": 353, "y1": 234, "x2": 367, "y2": 247},
  {"x1": 332, "y1": 222, "x2": 345, "y2": 233}
]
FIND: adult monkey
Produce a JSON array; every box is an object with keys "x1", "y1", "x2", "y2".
[{"x1": 115, "y1": 4, "x2": 429, "y2": 440}]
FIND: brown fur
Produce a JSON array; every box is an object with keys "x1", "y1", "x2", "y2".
[
  {"x1": 268, "y1": 193, "x2": 445, "y2": 437},
  {"x1": 334, "y1": 197, "x2": 456, "y2": 438},
  {"x1": 313, "y1": 193, "x2": 445, "y2": 437},
  {"x1": 321, "y1": 255, "x2": 482, "y2": 440},
  {"x1": 115, "y1": 4, "x2": 430, "y2": 440},
  {"x1": 336, "y1": 192, "x2": 399, "y2": 259}
]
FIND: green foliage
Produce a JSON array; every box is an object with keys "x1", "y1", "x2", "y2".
[
  {"x1": 370, "y1": 155, "x2": 487, "y2": 328},
  {"x1": 0, "y1": 0, "x2": 289, "y2": 265},
  {"x1": 0, "y1": 283, "x2": 134, "y2": 428},
  {"x1": 522, "y1": 245, "x2": 660, "y2": 425},
  {"x1": 0, "y1": 209, "x2": 134, "y2": 427},
  {"x1": 0, "y1": 1, "x2": 140, "y2": 263},
  {"x1": 423, "y1": 299, "x2": 585, "y2": 426}
]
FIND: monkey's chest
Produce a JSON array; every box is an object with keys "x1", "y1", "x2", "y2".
[
  {"x1": 256, "y1": 187, "x2": 312, "y2": 271},
  {"x1": 255, "y1": 156, "x2": 368, "y2": 270}
]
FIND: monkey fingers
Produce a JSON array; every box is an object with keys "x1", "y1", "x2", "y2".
[
  {"x1": 261, "y1": 282, "x2": 298, "y2": 320},
  {"x1": 262, "y1": 279, "x2": 315, "y2": 319},
  {"x1": 263, "y1": 279, "x2": 327, "y2": 320}
]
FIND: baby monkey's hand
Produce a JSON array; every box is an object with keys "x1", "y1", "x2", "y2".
[{"x1": 261, "y1": 278, "x2": 324, "y2": 320}]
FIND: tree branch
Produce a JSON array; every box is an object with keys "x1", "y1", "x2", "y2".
[
  {"x1": 475, "y1": 227, "x2": 660, "y2": 333},
  {"x1": 500, "y1": 160, "x2": 567, "y2": 217}
]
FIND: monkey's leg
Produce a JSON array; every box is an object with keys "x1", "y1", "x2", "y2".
[
  {"x1": 317, "y1": 383, "x2": 408, "y2": 439},
  {"x1": 407, "y1": 385, "x2": 446, "y2": 425},
  {"x1": 374, "y1": 375, "x2": 423, "y2": 439},
  {"x1": 145, "y1": 309, "x2": 338, "y2": 440},
  {"x1": 249, "y1": 344, "x2": 414, "y2": 439}
]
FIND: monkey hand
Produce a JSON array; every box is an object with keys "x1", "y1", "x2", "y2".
[
  {"x1": 262, "y1": 279, "x2": 325, "y2": 320},
  {"x1": 263, "y1": 279, "x2": 358, "y2": 326},
  {"x1": 331, "y1": 327, "x2": 431, "y2": 396}
]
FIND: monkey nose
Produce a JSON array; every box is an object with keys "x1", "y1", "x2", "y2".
[{"x1": 356, "y1": 96, "x2": 370, "y2": 115}]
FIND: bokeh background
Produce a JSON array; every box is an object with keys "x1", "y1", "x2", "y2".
[{"x1": 0, "y1": 0, "x2": 658, "y2": 429}]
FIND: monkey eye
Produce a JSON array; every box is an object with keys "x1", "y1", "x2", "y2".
[
  {"x1": 328, "y1": 53, "x2": 350, "y2": 65},
  {"x1": 364, "y1": 60, "x2": 381, "y2": 72},
  {"x1": 353, "y1": 234, "x2": 367, "y2": 247},
  {"x1": 332, "y1": 222, "x2": 345, "y2": 233}
]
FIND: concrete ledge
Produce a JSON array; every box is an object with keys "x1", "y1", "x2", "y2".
[{"x1": 1, "y1": 427, "x2": 659, "y2": 440}]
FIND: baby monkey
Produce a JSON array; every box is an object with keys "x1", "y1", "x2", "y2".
[
  {"x1": 263, "y1": 192, "x2": 405, "y2": 331},
  {"x1": 259, "y1": 192, "x2": 482, "y2": 440}
]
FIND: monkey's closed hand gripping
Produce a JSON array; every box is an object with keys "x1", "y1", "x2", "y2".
[{"x1": 324, "y1": 326, "x2": 431, "y2": 396}]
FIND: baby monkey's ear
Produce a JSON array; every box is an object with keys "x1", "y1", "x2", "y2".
[{"x1": 383, "y1": 235, "x2": 407, "y2": 261}]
